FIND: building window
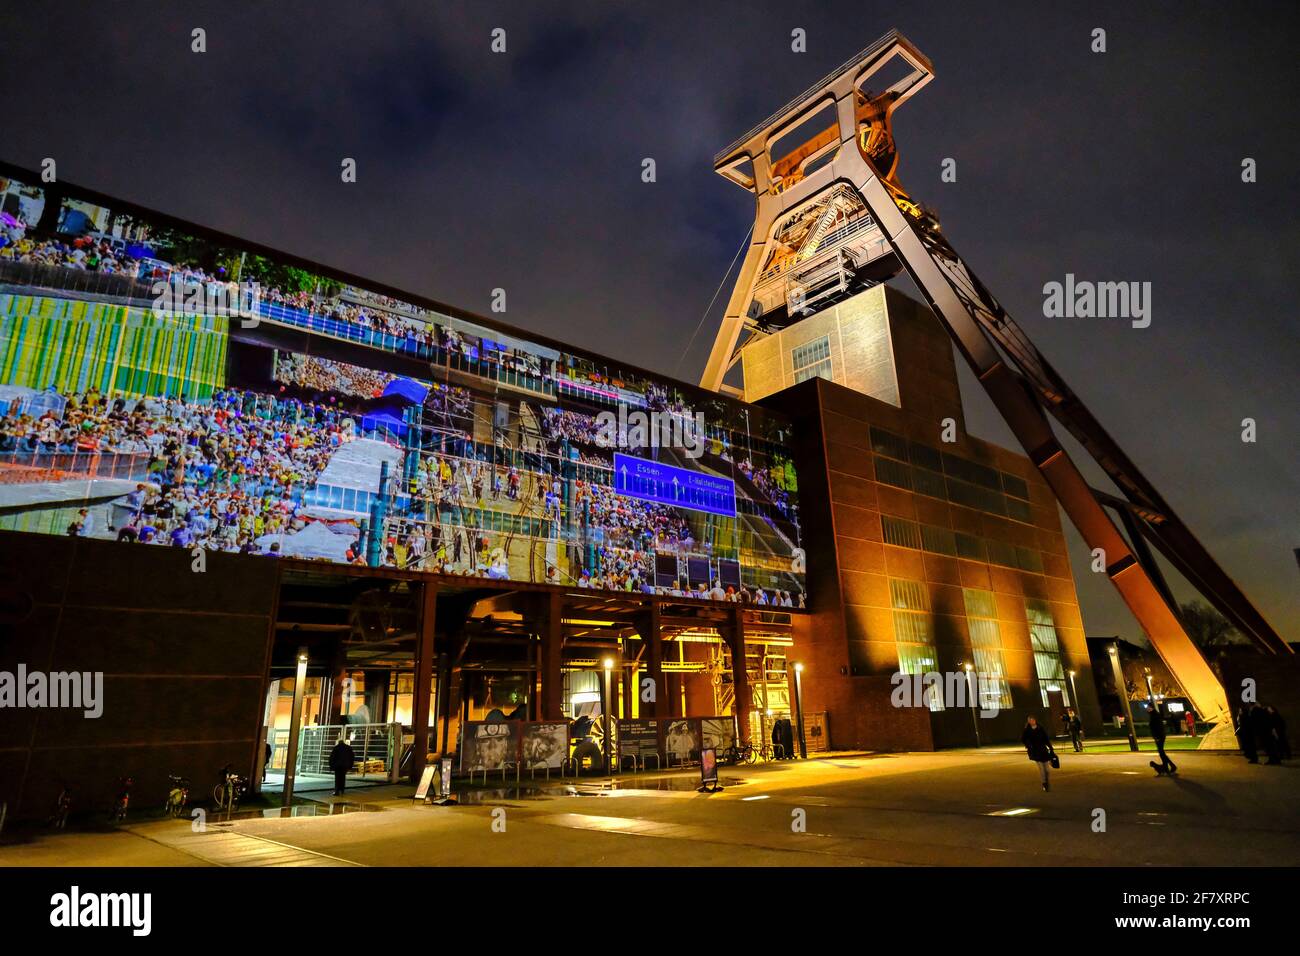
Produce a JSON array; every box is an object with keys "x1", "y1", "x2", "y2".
[
  {"x1": 874, "y1": 456, "x2": 912, "y2": 490},
  {"x1": 891, "y1": 579, "x2": 943, "y2": 711},
  {"x1": 920, "y1": 524, "x2": 957, "y2": 557},
  {"x1": 1025, "y1": 599, "x2": 1070, "y2": 707},
  {"x1": 1006, "y1": 497, "x2": 1033, "y2": 523},
  {"x1": 912, "y1": 466, "x2": 947, "y2": 500},
  {"x1": 955, "y1": 532, "x2": 986, "y2": 562},
  {"x1": 1001, "y1": 472, "x2": 1030, "y2": 500},
  {"x1": 964, "y1": 588, "x2": 1013, "y2": 710},
  {"x1": 791, "y1": 336, "x2": 832, "y2": 384},
  {"x1": 1016, "y1": 546, "x2": 1044, "y2": 574},
  {"x1": 869, "y1": 426, "x2": 911, "y2": 462},
  {"x1": 986, "y1": 539, "x2": 1018, "y2": 568},
  {"x1": 882, "y1": 515, "x2": 922, "y2": 549}
]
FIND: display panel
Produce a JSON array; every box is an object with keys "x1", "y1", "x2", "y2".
[{"x1": 0, "y1": 166, "x2": 805, "y2": 603}]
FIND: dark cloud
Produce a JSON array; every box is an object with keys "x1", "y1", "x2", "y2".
[{"x1": 1, "y1": 0, "x2": 1295, "y2": 638}]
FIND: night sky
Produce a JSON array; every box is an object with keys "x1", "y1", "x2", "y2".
[{"x1": 2, "y1": 1, "x2": 1296, "y2": 640}]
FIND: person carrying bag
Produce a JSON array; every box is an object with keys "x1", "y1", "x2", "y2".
[{"x1": 1021, "y1": 715, "x2": 1057, "y2": 791}]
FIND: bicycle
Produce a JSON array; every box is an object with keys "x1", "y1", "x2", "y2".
[
  {"x1": 212, "y1": 767, "x2": 246, "y2": 812},
  {"x1": 47, "y1": 786, "x2": 72, "y2": 829},
  {"x1": 110, "y1": 776, "x2": 132, "y2": 823},
  {"x1": 164, "y1": 775, "x2": 190, "y2": 818},
  {"x1": 721, "y1": 742, "x2": 758, "y2": 765}
]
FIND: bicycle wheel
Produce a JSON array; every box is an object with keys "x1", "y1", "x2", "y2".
[
  {"x1": 212, "y1": 784, "x2": 225, "y2": 808},
  {"x1": 744, "y1": 747, "x2": 758, "y2": 765}
]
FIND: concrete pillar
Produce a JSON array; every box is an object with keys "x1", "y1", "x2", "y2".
[
  {"x1": 623, "y1": 662, "x2": 636, "y2": 719},
  {"x1": 730, "y1": 607, "x2": 751, "y2": 741},
  {"x1": 410, "y1": 582, "x2": 436, "y2": 783},
  {"x1": 324, "y1": 637, "x2": 347, "y2": 725},
  {"x1": 436, "y1": 652, "x2": 451, "y2": 756},
  {"x1": 282, "y1": 646, "x2": 309, "y2": 808},
  {"x1": 640, "y1": 603, "x2": 664, "y2": 718},
  {"x1": 684, "y1": 640, "x2": 713, "y2": 716},
  {"x1": 540, "y1": 592, "x2": 564, "y2": 719}
]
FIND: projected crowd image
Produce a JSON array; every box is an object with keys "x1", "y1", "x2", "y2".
[{"x1": 0, "y1": 168, "x2": 805, "y2": 604}]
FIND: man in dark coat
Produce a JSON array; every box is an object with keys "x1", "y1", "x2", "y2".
[
  {"x1": 1253, "y1": 704, "x2": 1282, "y2": 765},
  {"x1": 1237, "y1": 704, "x2": 1259, "y2": 763},
  {"x1": 1021, "y1": 715, "x2": 1055, "y2": 791},
  {"x1": 1065, "y1": 708, "x2": 1083, "y2": 752},
  {"x1": 329, "y1": 736, "x2": 355, "y2": 796},
  {"x1": 1148, "y1": 704, "x2": 1177, "y2": 775},
  {"x1": 1265, "y1": 706, "x2": 1291, "y2": 761}
]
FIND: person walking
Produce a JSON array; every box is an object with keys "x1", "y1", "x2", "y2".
[
  {"x1": 1066, "y1": 708, "x2": 1083, "y2": 752},
  {"x1": 1148, "y1": 703, "x2": 1177, "y2": 775},
  {"x1": 328, "y1": 735, "x2": 355, "y2": 796},
  {"x1": 1021, "y1": 715, "x2": 1056, "y2": 791},
  {"x1": 1184, "y1": 710, "x2": 1197, "y2": 738}
]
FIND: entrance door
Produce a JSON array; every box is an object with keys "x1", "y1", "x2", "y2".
[{"x1": 1044, "y1": 688, "x2": 1068, "y2": 739}]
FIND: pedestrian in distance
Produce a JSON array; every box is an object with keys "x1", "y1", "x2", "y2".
[
  {"x1": 1184, "y1": 710, "x2": 1197, "y2": 738},
  {"x1": 1254, "y1": 704, "x2": 1283, "y2": 765},
  {"x1": 1021, "y1": 715, "x2": 1056, "y2": 791},
  {"x1": 1265, "y1": 706, "x2": 1291, "y2": 761},
  {"x1": 1148, "y1": 703, "x2": 1177, "y2": 775},
  {"x1": 1237, "y1": 704, "x2": 1259, "y2": 764},
  {"x1": 1065, "y1": 708, "x2": 1083, "y2": 752},
  {"x1": 329, "y1": 734, "x2": 355, "y2": 796}
]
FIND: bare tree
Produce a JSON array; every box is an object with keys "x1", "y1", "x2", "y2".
[{"x1": 1179, "y1": 600, "x2": 1245, "y2": 650}]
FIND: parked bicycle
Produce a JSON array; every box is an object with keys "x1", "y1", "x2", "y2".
[
  {"x1": 48, "y1": 786, "x2": 72, "y2": 829},
  {"x1": 721, "y1": 742, "x2": 758, "y2": 765},
  {"x1": 110, "y1": 776, "x2": 133, "y2": 823},
  {"x1": 164, "y1": 775, "x2": 190, "y2": 818},
  {"x1": 212, "y1": 766, "x2": 246, "y2": 812}
]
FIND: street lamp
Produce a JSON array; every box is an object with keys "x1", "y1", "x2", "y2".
[
  {"x1": 792, "y1": 662, "x2": 807, "y2": 759},
  {"x1": 964, "y1": 662, "x2": 980, "y2": 747},
  {"x1": 602, "y1": 657, "x2": 614, "y2": 774},
  {"x1": 1107, "y1": 642, "x2": 1139, "y2": 752},
  {"x1": 1067, "y1": 668, "x2": 1079, "y2": 709},
  {"x1": 1143, "y1": 667, "x2": 1155, "y2": 702}
]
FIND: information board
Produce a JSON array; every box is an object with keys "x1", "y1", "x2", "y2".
[{"x1": 613, "y1": 453, "x2": 737, "y2": 518}]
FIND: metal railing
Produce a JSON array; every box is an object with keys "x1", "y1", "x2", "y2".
[
  {"x1": 294, "y1": 722, "x2": 401, "y2": 781},
  {"x1": 0, "y1": 446, "x2": 152, "y2": 483}
]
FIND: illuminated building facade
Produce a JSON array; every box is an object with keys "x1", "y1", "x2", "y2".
[{"x1": 761, "y1": 285, "x2": 1101, "y2": 748}]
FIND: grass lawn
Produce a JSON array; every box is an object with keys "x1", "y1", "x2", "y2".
[{"x1": 1076, "y1": 736, "x2": 1208, "y2": 753}]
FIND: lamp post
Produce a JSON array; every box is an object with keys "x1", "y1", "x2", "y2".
[
  {"x1": 964, "y1": 662, "x2": 981, "y2": 747},
  {"x1": 1143, "y1": 667, "x2": 1155, "y2": 702},
  {"x1": 1067, "y1": 669, "x2": 1079, "y2": 709},
  {"x1": 1108, "y1": 642, "x2": 1139, "y2": 752},
  {"x1": 792, "y1": 662, "x2": 807, "y2": 759},
  {"x1": 602, "y1": 657, "x2": 614, "y2": 775}
]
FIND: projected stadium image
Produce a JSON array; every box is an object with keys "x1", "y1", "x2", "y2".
[{"x1": 0, "y1": 168, "x2": 805, "y2": 603}]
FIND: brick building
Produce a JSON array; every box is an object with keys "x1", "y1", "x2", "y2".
[{"x1": 761, "y1": 285, "x2": 1101, "y2": 749}]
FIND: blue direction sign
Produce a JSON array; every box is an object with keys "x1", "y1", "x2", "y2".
[{"x1": 613, "y1": 453, "x2": 737, "y2": 518}]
